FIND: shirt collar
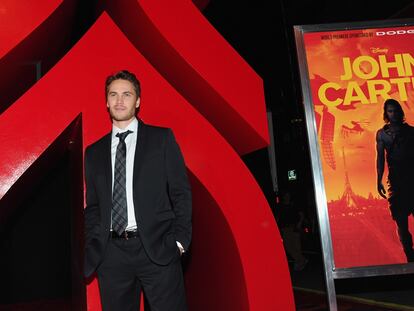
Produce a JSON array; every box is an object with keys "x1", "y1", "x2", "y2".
[{"x1": 112, "y1": 118, "x2": 138, "y2": 138}]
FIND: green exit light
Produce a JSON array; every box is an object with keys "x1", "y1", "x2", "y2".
[{"x1": 288, "y1": 169, "x2": 297, "y2": 181}]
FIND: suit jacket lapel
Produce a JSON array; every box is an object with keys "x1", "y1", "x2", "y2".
[
  {"x1": 133, "y1": 120, "x2": 147, "y2": 200},
  {"x1": 103, "y1": 132, "x2": 113, "y2": 225}
]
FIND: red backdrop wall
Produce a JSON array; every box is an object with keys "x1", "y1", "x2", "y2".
[{"x1": 0, "y1": 1, "x2": 294, "y2": 310}]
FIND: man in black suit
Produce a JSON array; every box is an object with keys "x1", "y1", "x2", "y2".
[{"x1": 84, "y1": 70, "x2": 192, "y2": 310}]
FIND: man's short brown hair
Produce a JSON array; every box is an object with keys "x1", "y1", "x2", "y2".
[{"x1": 105, "y1": 70, "x2": 141, "y2": 100}]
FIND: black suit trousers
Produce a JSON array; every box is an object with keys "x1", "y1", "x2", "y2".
[{"x1": 97, "y1": 235, "x2": 187, "y2": 311}]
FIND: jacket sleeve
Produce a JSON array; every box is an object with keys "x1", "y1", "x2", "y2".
[
  {"x1": 84, "y1": 147, "x2": 100, "y2": 247},
  {"x1": 165, "y1": 129, "x2": 192, "y2": 250}
]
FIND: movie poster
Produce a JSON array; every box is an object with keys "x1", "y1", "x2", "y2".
[{"x1": 303, "y1": 25, "x2": 414, "y2": 268}]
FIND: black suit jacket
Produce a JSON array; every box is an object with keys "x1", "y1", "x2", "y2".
[{"x1": 84, "y1": 120, "x2": 192, "y2": 278}]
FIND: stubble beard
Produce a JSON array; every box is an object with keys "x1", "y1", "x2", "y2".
[{"x1": 109, "y1": 108, "x2": 136, "y2": 122}]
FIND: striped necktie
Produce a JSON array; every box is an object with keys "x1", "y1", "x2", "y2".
[{"x1": 112, "y1": 130, "x2": 132, "y2": 235}]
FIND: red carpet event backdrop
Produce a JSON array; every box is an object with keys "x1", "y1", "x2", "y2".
[{"x1": 0, "y1": 1, "x2": 294, "y2": 310}]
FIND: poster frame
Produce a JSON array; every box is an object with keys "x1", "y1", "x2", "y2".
[{"x1": 294, "y1": 18, "x2": 414, "y2": 310}]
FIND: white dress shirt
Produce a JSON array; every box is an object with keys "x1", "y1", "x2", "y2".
[{"x1": 111, "y1": 118, "x2": 138, "y2": 230}]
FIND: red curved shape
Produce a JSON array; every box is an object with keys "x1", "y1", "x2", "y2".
[
  {"x1": 0, "y1": 11, "x2": 294, "y2": 311},
  {"x1": 0, "y1": 0, "x2": 78, "y2": 113},
  {"x1": 0, "y1": 0, "x2": 62, "y2": 58},
  {"x1": 105, "y1": 0, "x2": 268, "y2": 155}
]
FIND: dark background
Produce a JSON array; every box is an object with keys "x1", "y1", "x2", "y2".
[{"x1": 202, "y1": 0, "x2": 414, "y2": 248}]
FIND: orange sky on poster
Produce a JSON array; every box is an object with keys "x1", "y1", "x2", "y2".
[{"x1": 304, "y1": 27, "x2": 414, "y2": 201}]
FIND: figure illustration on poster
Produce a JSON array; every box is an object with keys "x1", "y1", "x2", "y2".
[{"x1": 376, "y1": 98, "x2": 414, "y2": 262}]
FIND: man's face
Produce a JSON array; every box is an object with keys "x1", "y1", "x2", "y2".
[
  {"x1": 386, "y1": 105, "x2": 402, "y2": 123},
  {"x1": 106, "y1": 79, "x2": 140, "y2": 123}
]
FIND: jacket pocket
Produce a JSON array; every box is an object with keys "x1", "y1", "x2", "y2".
[{"x1": 157, "y1": 210, "x2": 176, "y2": 220}]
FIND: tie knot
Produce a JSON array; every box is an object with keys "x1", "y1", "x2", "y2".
[{"x1": 116, "y1": 130, "x2": 132, "y2": 142}]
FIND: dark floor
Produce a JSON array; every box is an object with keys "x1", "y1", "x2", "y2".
[
  {"x1": 0, "y1": 299, "x2": 72, "y2": 311},
  {"x1": 290, "y1": 251, "x2": 414, "y2": 311},
  {"x1": 294, "y1": 289, "x2": 412, "y2": 311},
  {"x1": 1, "y1": 251, "x2": 413, "y2": 310}
]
